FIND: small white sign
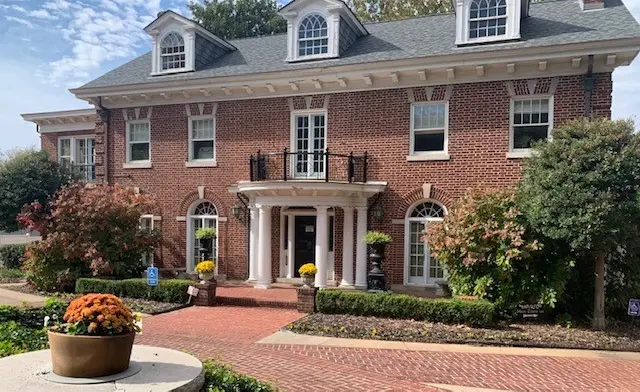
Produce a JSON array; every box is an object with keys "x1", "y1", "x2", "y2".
[
  {"x1": 187, "y1": 286, "x2": 200, "y2": 296},
  {"x1": 305, "y1": 225, "x2": 314, "y2": 233}
]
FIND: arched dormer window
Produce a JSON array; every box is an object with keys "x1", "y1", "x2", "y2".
[
  {"x1": 160, "y1": 32, "x2": 186, "y2": 70},
  {"x1": 469, "y1": 0, "x2": 507, "y2": 39},
  {"x1": 298, "y1": 14, "x2": 328, "y2": 57}
]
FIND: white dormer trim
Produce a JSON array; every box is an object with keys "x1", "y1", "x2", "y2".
[{"x1": 455, "y1": 0, "x2": 521, "y2": 46}]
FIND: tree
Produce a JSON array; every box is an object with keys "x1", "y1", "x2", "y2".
[
  {"x1": 0, "y1": 149, "x2": 71, "y2": 232},
  {"x1": 518, "y1": 119, "x2": 640, "y2": 329},
  {"x1": 348, "y1": 0, "x2": 452, "y2": 22},
  {"x1": 188, "y1": 0, "x2": 286, "y2": 39}
]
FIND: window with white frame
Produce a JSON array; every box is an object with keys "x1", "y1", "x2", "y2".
[
  {"x1": 140, "y1": 215, "x2": 154, "y2": 266},
  {"x1": 58, "y1": 136, "x2": 96, "y2": 181},
  {"x1": 189, "y1": 201, "x2": 218, "y2": 271},
  {"x1": 511, "y1": 98, "x2": 553, "y2": 151},
  {"x1": 189, "y1": 117, "x2": 215, "y2": 161},
  {"x1": 127, "y1": 121, "x2": 151, "y2": 163},
  {"x1": 292, "y1": 112, "x2": 326, "y2": 178},
  {"x1": 405, "y1": 201, "x2": 446, "y2": 285},
  {"x1": 298, "y1": 14, "x2": 328, "y2": 57},
  {"x1": 411, "y1": 103, "x2": 448, "y2": 155},
  {"x1": 469, "y1": 0, "x2": 507, "y2": 39},
  {"x1": 160, "y1": 32, "x2": 186, "y2": 71}
]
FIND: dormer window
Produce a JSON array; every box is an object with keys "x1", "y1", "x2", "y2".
[
  {"x1": 455, "y1": 0, "x2": 522, "y2": 45},
  {"x1": 469, "y1": 0, "x2": 507, "y2": 39},
  {"x1": 160, "y1": 32, "x2": 186, "y2": 70},
  {"x1": 298, "y1": 14, "x2": 329, "y2": 57}
]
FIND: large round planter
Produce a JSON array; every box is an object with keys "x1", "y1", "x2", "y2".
[
  {"x1": 48, "y1": 330, "x2": 135, "y2": 378},
  {"x1": 301, "y1": 274, "x2": 315, "y2": 288},
  {"x1": 198, "y1": 272, "x2": 215, "y2": 284}
]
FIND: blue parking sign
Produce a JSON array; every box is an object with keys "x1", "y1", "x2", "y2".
[
  {"x1": 147, "y1": 267, "x2": 159, "y2": 287},
  {"x1": 628, "y1": 298, "x2": 640, "y2": 317}
]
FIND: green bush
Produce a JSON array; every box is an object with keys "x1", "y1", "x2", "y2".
[
  {"x1": 76, "y1": 278, "x2": 194, "y2": 303},
  {"x1": 0, "y1": 297, "x2": 67, "y2": 329},
  {"x1": 0, "y1": 244, "x2": 27, "y2": 269},
  {"x1": 202, "y1": 360, "x2": 276, "y2": 392},
  {"x1": 316, "y1": 290, "x2": 495, "y2": 327},
  {"x1": 0, "y1": 268, "x2": 23, "y2": 280},
  {"x1": 0, "y1": 321, "x2": 48, "y2": 358}
]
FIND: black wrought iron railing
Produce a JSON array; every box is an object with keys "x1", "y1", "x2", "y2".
[{"x1": 249, "y1": 149, "x2": 368, "y2": 183}]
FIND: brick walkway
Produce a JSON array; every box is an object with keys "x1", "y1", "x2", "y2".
[{"x1": 136, "y1": 306, "x2": 639, "y2": 392}]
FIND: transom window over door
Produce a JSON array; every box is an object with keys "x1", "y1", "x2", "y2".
[
  {"x1": 511, "y1": 98, "x2": 553, "y2": 151},
  {"x1": 298, "y1": 14, "x2": 328, "y2": 57},
  {"x1": 293, "y1": 112, "x2": 326, "y2": 179},
  {"x1": 405, "y1": 201, "x2": 446, "y2": 285},
  {"x1": 411, "y1": 102, "x2": 448, "y2": 155},
  {"x1": 160, "y1": 32, "x2": 186, "y2": 71},
  {"x1": 469, "y1": 0, "x2": 507, "y2": 39},
  {"x1": 189, "y1": 201, "x2": 218, "y2": 271}
]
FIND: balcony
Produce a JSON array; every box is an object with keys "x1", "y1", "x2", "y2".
[{"x1": 249, "y1": 149, "x2": 368, "y2": 183}]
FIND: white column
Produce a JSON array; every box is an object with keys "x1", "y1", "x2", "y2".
[
  {"x1": 355, "y1": 206, "x2": 368, "y2": 289},
  {"x1": 287, "y1": 215, "x2": 295, "y2": 279},
  {"x1": 256, "y1": 205, "x2": 272, "y2": 289},
  {"x1": 340, "y1": 207, "x2": 354, "y2": 287},
  {"x1": 248, "y1": 206, "x2": 259, "y2": 282},
  {"x1": 314, "y1": 206, "x2": 330, "y2": 289}
]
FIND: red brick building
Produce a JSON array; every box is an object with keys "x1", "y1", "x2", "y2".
[{"x1": 22, "y1": 0, "x2": 640, "y2": 293}]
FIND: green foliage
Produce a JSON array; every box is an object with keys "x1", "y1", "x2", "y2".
[
  {"x1": 0, "y1": 321, "x2": 48, "y2": 358},
  {"x1": 0, "y1": 244, "x2": 27, "y2": 269},
  {"x1": 316, "y1": 290, "x2": 495, "y2": 327},
  {"x1": 0, "y1": 298, "x2": 66, "y2": 329},
  {"x1": 189, "y1": 0, "x2": 286, "y2": 40},
  {"x1": 196, "y1": 227, "x2": 217, "y2": 239},
  {"x1": 363, "y1": 231, "x2": 392, "y2": 245},
  {"x1": 0, "y1": 268, "x2": 23, "y2": 280},
  {"x1": 76, "y1": 278, "x2": 194, "y2": 303},
  {"x1": 0, "y1": 149, "x2": 72, "y2": 232},
  {"x1": 348, "y1": 0, "x2": 452, "y2": 22},
  {"x1": 19, "y1": 183, "x2": 162, "y2": 291},
  {"x1": 202, "y1": 360, "x2": 277, "y2": 392}
]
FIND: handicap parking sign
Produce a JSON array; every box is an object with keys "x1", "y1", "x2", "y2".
[
  {"x1": 628, "y1": 298, "x2": 640, "y2": 317},
  {"x1": 147, "y1": 267, "x2": 159, "y2": 287}
]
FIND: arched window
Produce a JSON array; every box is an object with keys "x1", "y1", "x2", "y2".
[
  {"x1": 469, "y1": 0, "x2": 507, "y2": 39},
  {"x1": 160, "y1": 32, "x2": 186, "y2": 70},
  {"x1": 188, "y1": 201, "x2": 218, "y2": 271},
  {"x1": 405, "y1": 201, "x2": 446, "y2": 285},
  {"x1": 298, "y1": 14, "x2": 328, "y2": 57}
]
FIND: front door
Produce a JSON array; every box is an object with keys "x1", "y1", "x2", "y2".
[{"x1": 294, "y1": 216, "x2": 316, "y2": 277}]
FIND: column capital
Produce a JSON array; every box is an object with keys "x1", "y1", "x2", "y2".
[
  {"x1": 342, "y1": 206, "x2": 354, "y2": 212},
  {"x1": 356, "y1": 205, "x2": 368, "y2": 211},
  {"x1": 315, "y1": 205, "x2": 330, "y2": 213},
  {"x1": 256, "y1": 204, "x2": 273, "y2": 211}
]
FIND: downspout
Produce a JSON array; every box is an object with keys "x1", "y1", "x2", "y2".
[
  {"x1": 584, "y1": 55, "x2": 597, "y2": 119},
  {"x1": 97, "y1": 97, "x2": 110, "y2": 184}
]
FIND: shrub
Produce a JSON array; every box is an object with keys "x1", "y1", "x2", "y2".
[
  {"x1": 76, "y1": 278, "x2": 194, "y2": 303},
  {"x1": 0, "y1": 244, "x2": 27, "y2": 269},
  {"x1": 202, "y1": 360, "x2": 277, "y2": 392},
  {"x1": 0, "y1": 298, "x2": 67, "y2": 329},
  {"x1": 0, "y1": 321, "x2": 48, "y2": 358},
  {"x1": 0, "y1": 268, "x2": 23, "y2": 281},
  {"x1": 316, "y1": 290, "x2": 495, "y2": 327}
]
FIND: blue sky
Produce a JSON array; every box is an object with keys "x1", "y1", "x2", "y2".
[{"x1": 0, "y1": 0, "x2": 639, "y2": 153}]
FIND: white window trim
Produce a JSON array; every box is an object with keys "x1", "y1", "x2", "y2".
[
  {"x1": 403, "y1": 199, "x2": 447, "y2": 287},
  {"x1": 508, "y1": 95, "x2": 554, "y2": 158},
  {"x1": 151, "y1": 30, "x2": 195, "y2": 76},
  {"x1": 140, "y1": 214, "x2": 155, "y2": 266},
  {"x1": 409, "y1": 101, "x2": 449, "y2": 160},
  {"x1": 186, "y1": 201, "x2": 219, "y2": 273},
  {"x1": 57, "y1": 135, "x2": 96, "y2": 181},
  {"x1": 125, "y1": 119, "x2": 151, "y2": 167},
  {"x1": 286, "y1": 8, "x2": 339, "y2": 62},
  {"x1": 455, "y1": 0, "x2": 521, "y2": 46},
  {"x1": 290, "y1": 109, "x2": 328, "y2": 178},
  {"x1": 187, "y1": 115, "x2": 217, "y2": 167}
]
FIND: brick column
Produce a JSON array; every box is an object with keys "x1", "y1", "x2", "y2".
[
  {"x1": 296, "y1": 287, "x2": 318, "y2": 313},
  {"x1": 195, "y1": 280, "x2": 217, "y2": 306}
]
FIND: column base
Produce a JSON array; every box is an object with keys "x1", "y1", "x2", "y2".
[
  {"x1": 354, "y1": 284, "x2": 367, "y2": 290},
  {"x1": 255, "y1": 283, "x2": 271, "y2": 289},
  {"x1": 247, "y1": 277, "x2": 257, "y2": 283},
  {"x1": 339, "y1": 281, "x2": 355, "y2": 289}
]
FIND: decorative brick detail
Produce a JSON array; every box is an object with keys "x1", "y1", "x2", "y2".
[
  {"x1": 195, "y1": 280, "x2": 218, "y2": 306},
  {"x1": 296, "y1": 287, "x2": 318, "y2": 313}
]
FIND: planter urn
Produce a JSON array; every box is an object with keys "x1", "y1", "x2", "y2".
[
  {"x1": 301, "y1": 274, "x2": 315, "y2": 288},
  {"x1": 198, "y1": 272, "x2": 215, "y2": 284},
  {"x1": 367, "y1": 243, "x2": 387, "y2": 292},
  {"x1": 48, "y1": 330, "x2": 135, "y2": 378}
]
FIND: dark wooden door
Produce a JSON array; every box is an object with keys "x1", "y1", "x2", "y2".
[{"x1": 294, "y1": 216, "x2": 316, "y2": 277}]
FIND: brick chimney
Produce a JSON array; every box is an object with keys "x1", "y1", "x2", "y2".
[{"x1": 580, "y1": 0, "x2": 605, "y2": 11}]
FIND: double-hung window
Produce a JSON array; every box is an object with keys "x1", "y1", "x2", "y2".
[
  {"x1": 188, "y1": 116, "x2": 215, "y2": 164},
  {"x1": 410, "y1": 102, "x2": 448, "y2": 159},
  {"x1": 510, "y1": 97, "x2": 553, "y2": 154},
  {"x1": 58, "y1": 136, "x2": 96, "y2": 181},
  {"x1": 126, "y1": 121, "x2": 151, "y2": 164}
]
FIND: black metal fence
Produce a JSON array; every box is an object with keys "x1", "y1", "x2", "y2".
[{"x1": 249, "y1": 149, "x2": 368, "y2": 183}]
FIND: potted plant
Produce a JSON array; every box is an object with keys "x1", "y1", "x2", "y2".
[
  {"x1": 298, "y1": 263, "x2": 318, "y2": 288},
  {"x1": 195, "y1": 260, "x2": 216, "y2": 283},
  {"x1": 363, "y1": 231, "x2": 392, "y2": 292},
  {"x1": 195, "y1": 227, "x2": 216, "y2": 260},
  {"x1": 47, "y1": 293, "x2": 141, "y2": 378},
  {"x1": 363, "y1": 231, "x2": 392, "y2": 256}
]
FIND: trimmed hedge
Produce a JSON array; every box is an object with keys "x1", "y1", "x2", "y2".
[
  {"x1": 316, "y1": 290, "x2": 496, "y2": 327},
  {"x1": 0, "y1": 244, "x2": 27, "y2": 269},
  {"x1": 202, "y1": 360, "x2": 276, "y2": 392},
  {"x1": 75, "y1": 278, "x2": 194, "y2": 303}
]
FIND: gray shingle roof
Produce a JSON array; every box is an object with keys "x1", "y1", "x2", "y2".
[{"x1": 78, "y1": 0, "x2": 640, "y2": 90}]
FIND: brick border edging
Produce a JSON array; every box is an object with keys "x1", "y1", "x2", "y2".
[{"x1": 215, "y1": 296, "x2": 297, "y2": 309}]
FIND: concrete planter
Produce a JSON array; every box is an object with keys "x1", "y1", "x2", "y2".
[
  {"x1": 198, "y1": 272, "x2": 215, "y2": 284},
  {"x1": 48, "y1": 331, "x2": 135, "y2": 378},
  {"x1": 301, "y1": 274, "x2": 315, "y2": 288}
]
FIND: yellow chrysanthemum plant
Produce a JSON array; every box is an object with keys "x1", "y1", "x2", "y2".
[
  {"x1": 298, "y1": 263, "x2": 318, "y2": 277},
  {"x1": 50, "y1": 293, "x2": 142, "y2": 336},
  {"x1": 195, "y1": 260, "x2": 216, "y2": 274}
]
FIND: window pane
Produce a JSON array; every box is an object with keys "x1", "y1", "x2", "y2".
[
  {"x1": 193, "y1": 140, "x2": 214, "y2": 160},
  {"x1": 130, "y1": 143, "x2": 150, "y2": 161},
  {"x1": 414, "y1": 132, "x2": 445, "y2": 152},
  {"x1": 414, "y1": 103, "x2": 445, "y2": 130},
  {"x1": 129, "y1": 123, "x2": 150, "y2": 142},
  {"x1": 513, "y1": 126, "x2": 549, "y2": 149},
  {"x1": 192, "y1": 119, "x2": 214, "y2": 140},
  {"x1": 59, "y1": 139, "x2": 71, "y2": 158}
]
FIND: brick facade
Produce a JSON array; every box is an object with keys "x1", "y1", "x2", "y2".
[{"x1": 40, "y1": 73, "x2": 613, "y2": 285}]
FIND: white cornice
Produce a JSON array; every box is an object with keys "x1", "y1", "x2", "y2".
[{"x1": 22, "y1": 109, "x2": 97, "y2": 133}]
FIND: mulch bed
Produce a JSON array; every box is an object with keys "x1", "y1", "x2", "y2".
[
  {"x1": 2, "y1": 284, "x2": 189, "y2": 315},
  {"x1": 286, "y1": 313, "x2": 640, "y2": 352}
]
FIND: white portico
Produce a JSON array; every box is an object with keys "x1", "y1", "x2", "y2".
[{"x1": 230, "y1": 180, "x2": 386, "y2": 289}]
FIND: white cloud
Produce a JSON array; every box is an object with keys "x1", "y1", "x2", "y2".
[
  {"x1": 29, "y1": 9, "x2": 58, "y2": 20},
  {"x1": 5, "y1": 16, "x2": 35, "y2": 28}
]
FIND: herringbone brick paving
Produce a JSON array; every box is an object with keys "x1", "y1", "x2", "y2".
[{"x1": 136, "y1": 306, "x2": 639, "y2": 392}]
